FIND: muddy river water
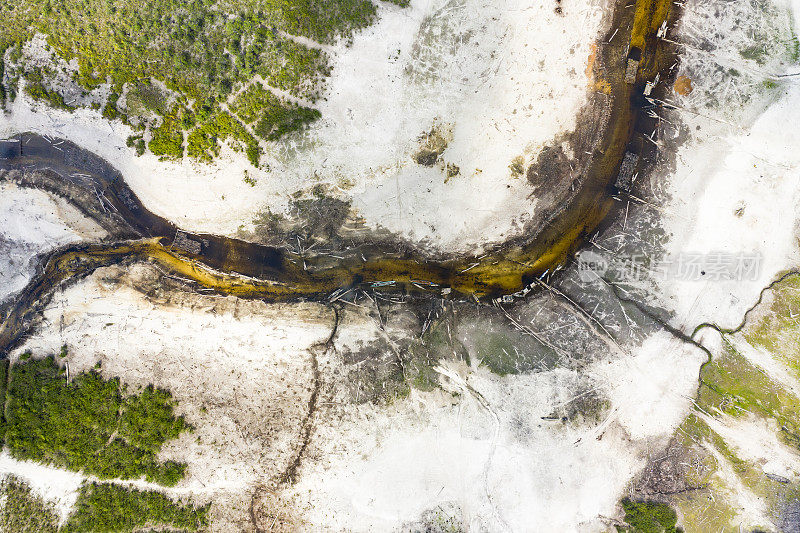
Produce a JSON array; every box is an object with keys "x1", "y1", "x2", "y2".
[{"x1": 0, "y1": 0, "x2": 679, "y2": 355}]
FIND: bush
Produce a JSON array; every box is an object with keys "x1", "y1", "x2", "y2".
[
  {"x1": 149, "y1": 119, "x2": 184, "y2": 158},
  {"x1": 62, "y1": 483, "x2": 209, "y2": 532},
  {"x1": 231, "y1": 84, "x2": 320, "y2": 142},
  {"x1": 0, "y1": 476, "x2": 59, "y2": 533},
  {"x1": 102, "y1": 91, "x2": 120, "y2": 121},
  {"x1": 4, "y1": 356, "x2": 191, "y2": 485},
  {"x1": 618, "y1": 499, "x2": 683, "y2": 533},
  {"x1": 0, "y1": 0, "x2": 405, "y2": 163},
  {"x1": 23, "y1": 71, "x2": 74, "y2": 111},
  {"x1": 187, "y1": 111, "x2": 259, "y2": 165}
]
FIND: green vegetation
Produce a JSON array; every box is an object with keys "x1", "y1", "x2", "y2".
[
  {"x1": 0, "y1": 358, "x2": 8, "y2": 446},
  {"x1": 102, "y1": 90, "x2": 120, "y2": 121},
  {"x1": 124, "y1": 80, "x2": 168, "y2": 115},
  {"x1": 473, "y1": 331, "x2": 534, "y2": 376},
  {"x1": 148, "y1": 118, "x2": 184, "y2": 158},
  {"x1": 675, "y1": 412, "x2": 800, "y2": 532},
  {"x1": 187, "y1": 111, "x2": 260, "y2": 166},
  {"x1": 0, "y1": 55, "x2": 5, "y2": 107},
  {"x1": 62, "y1": 483, "x2": 209, "y2": 532},
  {"x1": 0, "y1": 478, "x2": 208, "y2": 532},
  {"x1": 745, "y1": 274, "x2": 800, "y2": 372},
  {"x1": 508, "y1": 155, "x2": 526, "y2": 177},
  {"x1": 0, "y1": 0, "x2": 403, "y2": 163},
  {"x1": 23, "y1": 69, "x2": 74, "y2": 111},
  {"x1": 125, "y1": 134, "x2": 146, "y2": 156},
  {"x1": 656, "y1": 278, "x2": 800, "y2": 532},
  {"x1": 0, "y1": 355, "x2": 210, "y2": 530},
  {"x1": 618, "y1": 499, "x2": 683, "y2": 533},
  {"x1": 671, "y1": 328, "x2": 800, "y2": 532},
  {"x1": 255, "y1": 105, "x2": 320, "y2": 141},
  {"x1": 231, "y1": 83, "x2": 321, "y2": 141},
  {"x1": 4, "y1": 355, "x2": 190, "y2": 486},
  {"x1": 698, "y1": 339, "x2": 800, "y2": 448},
  {"x1": 0, "y1": 476, "x2": 60, "y2": 533},
  {"x1": 739, "y1": 44, "x2": 769, "y2": 65}
]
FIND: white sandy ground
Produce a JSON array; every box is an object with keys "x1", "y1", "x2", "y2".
[
  {"x1": 688, "y1": 327, "x2": 800, "y2": 529},
  {"x1": 656, "y1": 94, "x2": 800, "y2": 330},
  {"x1": 650, "y1": 0, "x2": 800, "y2": 332},
  {"x1": 290, "y1": 330, "x2": 706, "y2": 531},
  {"x1": 592, "y1": 0, "x2": 800, "y2": 526},
  {"x1": 0, "y1": 452, "x2": 230, "y2": 526},
  {"x1": 587, "y1": 331, "x2": 705, "y2": 441},
  {"x1": 0, "y1": 453, "x2": 83, "y2": 524},
  {"x1": 0, "y1": 182, "x2": 106, "y2": 302},
  {"x1": 0, "y1": 261, "x2": 706, "y2": 531},
  {"x1": 6, "y1": 265, "x2": 336, "y2": 529},
  {"x1": 703, "y1": 444, "x2": 775, "y2": 529},
  {"x1": 4, "y1": 0, "x2": 800, "y2": 531},
  {"x1": 0, "y1": 0, "x2": 605, "y2": 253},
  {"x1": 700, "y1": 411, "x2": 800, "y2": 484}
]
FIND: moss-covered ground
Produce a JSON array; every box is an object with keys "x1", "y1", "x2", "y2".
[{"x1": 662, "y1": 275, "x2": 800, "y2": 531}]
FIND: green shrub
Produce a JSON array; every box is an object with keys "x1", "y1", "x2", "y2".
[
  {"x1": 231, "y1": 83, "x2": 320, "y2": 141},
  {"x1": 149, "y1": 119, "x2": 184, "y2": 158},
  {"x1": 4, "y1": 356, "x2": 191, "y2": 485},
  {"x1": 0, "y1": 0, "x2": 403, "y2": 162},
  {"x1": 23, "y1": 71, "x2": 74, "y2": 111},
  {"x1": 102, "y1": 91, "x2": 120, "y2": 121},
  {"x1": 618, "y1": 499, "x2": 683, "y2": 533},
  {"x1": 0, "y1": 476, "x2": 59, "y2": 533},
  {"x1": 255, "y1": 105, "x2": 320, "y2": 141},
  {"x1": 63, "y1": 483, "x2": 209, "y2": 532},
  {"x1": 187, "y1": 111, "x2": 259, "y2": 165}
]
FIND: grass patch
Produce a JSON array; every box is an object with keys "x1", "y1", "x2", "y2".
[
  {"x1": 744, "y1": 274, "x2": 800, "y2": 372},
  {"x1": 62, "y1": 483, "x2": 208, "y2": 532},
  {"x1": 102, "y1": 90, "x2": 120, "y2": 121},
  {"x1": 5, "y1": 355, "x2": 190, "y2": 486},
  {"x1": 697, "y1": 340, "x2": 800, "y2": 439}
]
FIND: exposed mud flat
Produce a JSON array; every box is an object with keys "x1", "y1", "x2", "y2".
[{"x1": 0, "y1": 181, "x2": 106, "y2": 303}]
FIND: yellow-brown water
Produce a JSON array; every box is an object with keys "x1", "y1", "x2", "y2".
[{"x1": 0, "y1": 0, "x2": 678, "y2": 354}]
